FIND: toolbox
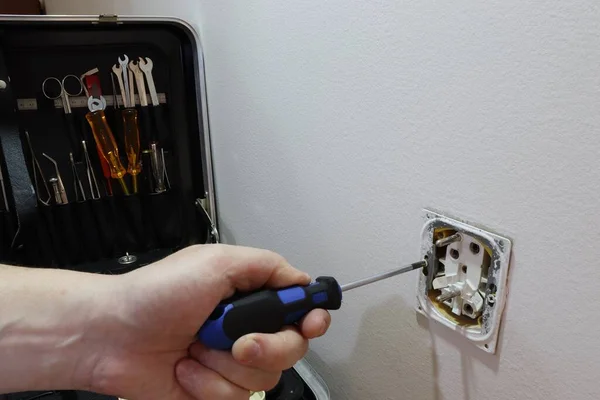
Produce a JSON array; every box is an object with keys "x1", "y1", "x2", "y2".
[{"x1": 0, "y1": 15, "x2": 330, "y2": 400}]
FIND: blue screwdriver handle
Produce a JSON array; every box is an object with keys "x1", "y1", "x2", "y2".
[{"x1": 197, "y1": 276, "x2": 343, "y2": 350}]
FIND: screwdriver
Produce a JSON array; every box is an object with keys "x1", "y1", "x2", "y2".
[
  {"x1": 85, "y1": 110, "x2": 130, "y2": 195},
  {"x1": 121, "y1": 109, "x2": 142, "y2": 193},
  {"x1": 197, "y1": 260, "x2": 426, "y2": 350},
  {"x1": 96, "y1": 148, "x2": 113, "y2": 196}
]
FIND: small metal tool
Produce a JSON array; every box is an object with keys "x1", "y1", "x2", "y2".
[
  {"x1": 112, "y1": 64, "x2": 127, "y2": 107},
  {"x1": 82, "y1": 141, "x2": 101, "y2": 200},
  {"x1": 128, "y1": 68, "x2": 135, "y2": 107},
  {"x1": 42, "y1": 74, "x2": 83, "y2": 114},
  {"x1": 42, "y1": 75, "x2": 85, "y2": 157},
  {"x1": 118, "y1": 55, "x2": 131, "y2": 107},
  {"x1": 49, "y1": 177, "x2": 63, "y2": 205},
  {"x1": 70, "y1": 152, "x2": 86, "y2": 202},
  {"x1": 42, "y1": 153, "x2": 68, "y2": 204},
  {"x1": 162, "y1": 148, "x2": 171, "y2": 189},
  {"x1": 24, "y1": 131, "x2": 51, "y2": 206},
  {"x1": 138, "y1": 57, "x2": 159, "y2": 106},
  {"x1": 110, "y1": 73, "x2": 120, "y2": 109},
  {"x1": 129, "y1": 60, "x2": 148, "y2": 107},
  {"x1": 87, "y1": 95, "x2": 107, "y2": 112},
  {"x1": 0, "y1": 162, "x2": 8, "y2": 211},
  {"x1": 149, "y1": 142, "x2": 166, "y2": 193}
]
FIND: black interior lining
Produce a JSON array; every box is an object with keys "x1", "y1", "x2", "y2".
[{"x1": 0, "y1": 20, "x2": 209, "y2": 270}]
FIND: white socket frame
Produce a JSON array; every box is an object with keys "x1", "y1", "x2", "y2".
[{"x1": 416, "y1": 209, "x2": 512, "y2": 354}]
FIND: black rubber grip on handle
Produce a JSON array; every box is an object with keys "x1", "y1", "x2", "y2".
[{"x1": 197, "y1": 276, "x2": 342, "y2": 350}]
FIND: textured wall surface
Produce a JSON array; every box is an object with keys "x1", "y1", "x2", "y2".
[{"x1": 48, "y1": 1, "x2": 600, "y2": 398}]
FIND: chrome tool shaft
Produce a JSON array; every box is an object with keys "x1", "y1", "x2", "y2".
[{"x1": 340, "y1": 261, "x2": 426, "y2": 293}]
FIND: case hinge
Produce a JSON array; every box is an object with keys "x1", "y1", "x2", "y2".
[{"x1": 98, "y1": 14, "x2": 119, "y2": 24}]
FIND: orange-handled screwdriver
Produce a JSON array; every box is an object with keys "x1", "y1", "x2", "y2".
[
  {"x1": 85, "y1": 110, "x2": 130, "y2": 195},
  {"x1": 121, "y1": 109, "x2": 142, "y2": 194},
  {"x1": 96, "y1": 147, "x2": 113, "y2": 196}
]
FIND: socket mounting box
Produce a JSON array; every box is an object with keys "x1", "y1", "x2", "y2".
[{"x1": 416, "y1": 210, "x2": 512, "y2": 353}]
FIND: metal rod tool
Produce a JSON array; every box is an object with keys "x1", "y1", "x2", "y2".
[
  {"x1": 70, "y1": 152, "x2": 86, "y2": 202},
  {"x1": 0, "y1": 162, "x2": 8, "y2": 211},
  {"x1": 24, "y1": 131, "x2": 51, "y2": 206},
  {"x1": 82, "y1": 141, "x2": 101, "y2": 199}
]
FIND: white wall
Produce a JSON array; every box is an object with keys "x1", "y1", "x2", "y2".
[{"x1": 47, "y1": 1, "x2": 600, "y2": 398}]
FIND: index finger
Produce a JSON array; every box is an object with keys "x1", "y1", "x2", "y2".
[
  {"x1": 232, "y1": 326, "x2": 309, "y2": 372},
  {"x1": 197, "y1": 244, "x2": 312, "y2": 300}
]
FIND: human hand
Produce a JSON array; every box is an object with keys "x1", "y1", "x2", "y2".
[{"x1": 88, "y1": 244, "x2": 331, "y2": 400}]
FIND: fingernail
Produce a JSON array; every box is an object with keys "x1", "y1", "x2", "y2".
[
  {"x1": 319, "y1": 319, "x2": 328, "y2": 336},
  {"x1": 241, "y1": 338, "x2": 261, "y2": 364}
]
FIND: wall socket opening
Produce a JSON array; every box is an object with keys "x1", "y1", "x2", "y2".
[{"x1": 416, "y1": 210, "x2": 512, "y2": 354}]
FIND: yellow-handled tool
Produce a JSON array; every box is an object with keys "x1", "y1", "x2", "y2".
[
  {"x1": 121, "y1": 109, "x2": 142, "y2": 193},
  {"x1": 85, "y1": 109, "x2": 130, "y2": 195}
]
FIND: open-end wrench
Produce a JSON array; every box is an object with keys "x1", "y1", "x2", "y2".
[
  {"x1": 128, "y1": 68, "x2": 135, "y2": 107},
  {"x1": 87, "y1": 96, "x2": 107, "y2": 112},
  {"x1": 129, "y1": 60, "x2": 148, "y2": 107},
  {"x1": 118, "y1": 55, "x2": 130, "y2": 107},
  {"x1": 112, "y1": 64, "x2": 127, "y2": 108},
  {"x1": 138, "y1": 57, "x2": 159, "y2": 106}
]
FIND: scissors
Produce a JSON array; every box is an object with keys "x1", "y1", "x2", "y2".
[
  {"x1": 42, "y1": 74, "x2": 83, "y2": 114},
  {"x1": 41, "y1": 74, "x2": 84, "y2": 158}
]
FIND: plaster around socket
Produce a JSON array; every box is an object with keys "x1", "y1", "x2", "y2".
[{"x1": 416, "y1": 210, "x2": 512, "y2": 354}]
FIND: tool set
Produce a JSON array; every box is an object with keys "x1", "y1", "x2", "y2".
[{"x1": 0, "y1": 51, "x2": 208, "y2": 269}]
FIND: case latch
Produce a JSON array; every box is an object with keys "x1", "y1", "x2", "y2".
[{"x1": 98, "y1": 14, "x2": 119, "y2": 24}]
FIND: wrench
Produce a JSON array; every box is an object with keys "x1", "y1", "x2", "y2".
[
  {"x1": 138, "y1": 57, "x2": 159, "y2": 106},
  {"x1": 128, "y1": 68, "x2": 135, "y2": 107},
  {"x1": 129, "y1": 60, "x2": 148, "y2": 106},
  {"x1": 118, "y1": 55, "x2": 130, "y2": 107},
  {"x1": 88, "y1": 96, "x2": 107, "y2": 112},
  {"x1": 112, "y1": 64, "x2": 127, "y2": 108}
]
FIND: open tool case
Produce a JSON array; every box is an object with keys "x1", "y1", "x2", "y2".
[{"x1": 0, "y1": 15, "x2": 329, "y2": 400}]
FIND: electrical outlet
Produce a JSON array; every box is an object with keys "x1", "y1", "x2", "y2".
[{"x1": 416, "y1": 210, "x2": 512, "y2": 353}]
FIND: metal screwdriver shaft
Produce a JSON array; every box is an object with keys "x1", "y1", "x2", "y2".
[{"x1": 340, "y1": 261, "x2": 426, "y2": 292}]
